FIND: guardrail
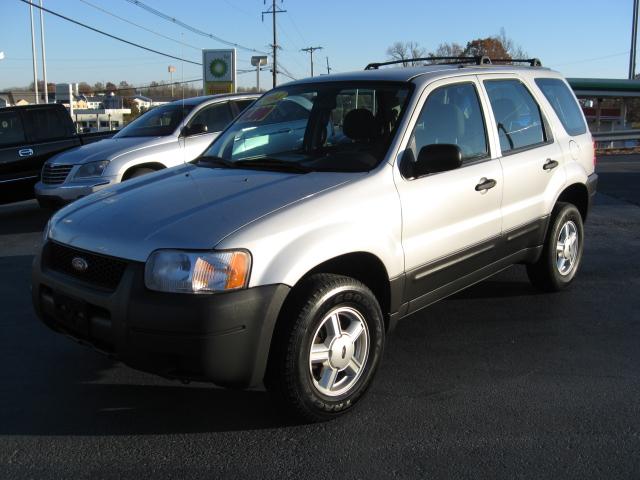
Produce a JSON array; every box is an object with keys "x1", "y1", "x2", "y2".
[{"x1": 592, "y1": 130, "x2": 640, "y2": 143}]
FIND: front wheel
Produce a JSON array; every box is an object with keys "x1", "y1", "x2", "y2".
[
  {"x1": 265, "y1": 274, "x2": 385, "y2": 422},
  {"x1": 527, "y1": 202, "x2": 584, "y2": 292}
]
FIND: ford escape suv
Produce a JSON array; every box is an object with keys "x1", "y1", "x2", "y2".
[{"x1": 32, "y1": 57, "x2": 597, "y2": 422}]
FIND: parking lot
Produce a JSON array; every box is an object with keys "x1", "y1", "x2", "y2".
[{"x1": 1, "y1": 154, "x2": 639, "y2": 479}]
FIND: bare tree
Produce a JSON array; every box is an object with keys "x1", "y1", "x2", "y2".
[
  {"x1": 497, "y1": 28, "x2": 528, "y2": 59},
  {"x1": 428, "y1": 42, "x2": 464, "y2": 63},
  {"x1": 386, "y1": 41, "x2": 427, "y2": 66}
]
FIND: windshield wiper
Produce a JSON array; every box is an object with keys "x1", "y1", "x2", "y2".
[
  {"x1": 234, "y1": 157, "x2": 312, "y2": 173},
  {"x1": 197, "y1": 155, "x2": 238, "y2": 169}
]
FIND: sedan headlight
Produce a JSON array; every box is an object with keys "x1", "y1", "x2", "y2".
[
  {"x1": 145, "y1": 250, "x2": 251, "y2": 294},
  {"x1": 73, "y1": 160, "x2": 109, "y2": 179}
]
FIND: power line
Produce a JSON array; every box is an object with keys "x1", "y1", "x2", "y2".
[
  {"x1": 19, "y1": 0, "x2": 202, "y2": 66},
  {"x1": 77, "y1": 0, "x2": 203, "y2": 51},
  {"x1": 125, "y1": 0, "x2": 268, "y2": 55}
]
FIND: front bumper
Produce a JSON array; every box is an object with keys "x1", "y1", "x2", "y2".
[
  {"x1": 34, "y1": 176, "x2": 116, "y2": 205},
  {"x1": 31, "y1": 245, "x2": 290, "y2": 388}
]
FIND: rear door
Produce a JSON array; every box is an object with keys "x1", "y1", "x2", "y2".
[
  {"x1": 479, "y1": 75, "x2": 566, "y2": 245},
  {"x1": 0, "y1": 108, "x2": 34, "y2": 202},
  {"x1": 21, "y1": 106, "x2": 81, "y2": 175},
  {"x1": 393, "y1": 77, "x2": 503, "y2": 312}
]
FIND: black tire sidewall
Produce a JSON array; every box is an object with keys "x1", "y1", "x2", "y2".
[
  {"x1": 287, "y1": 278, "x2": 384, "y2": 419},
  {"x1": 545, "y1": 204, "x2": 584, "y2": 288}
]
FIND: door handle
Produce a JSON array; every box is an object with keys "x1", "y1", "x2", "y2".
[
  {"x1": 18, "y1": 148, "x2": 34, "y2": 157},
  {"x1": 543, "y1": 159, "x2": 559, "y2": 170},
  {"x1": 475, "y1": 178, "x2": 497, "y2": 192}
]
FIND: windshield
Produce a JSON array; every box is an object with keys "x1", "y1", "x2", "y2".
[
  {"x1": 115, "y1": 103, "x2": 195, "y2": 138},
  {"x1": 201, "y1": 82, "x2": 412, "y2": 173}
]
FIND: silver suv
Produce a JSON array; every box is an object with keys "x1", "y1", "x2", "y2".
[{"x1": 32, "y1": 57, "x2": 597, "y2": 422}]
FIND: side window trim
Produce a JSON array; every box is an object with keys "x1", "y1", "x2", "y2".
[{"x1": 481, "y1": 78, "x2": 554, "y2": 157}]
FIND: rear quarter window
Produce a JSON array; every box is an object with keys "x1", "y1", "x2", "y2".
[{"x1": 534, "y1": 78, "x2": 587, "y2": 137}]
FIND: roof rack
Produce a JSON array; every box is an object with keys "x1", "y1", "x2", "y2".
[{"x1": 364, "y1": 56, "x2": 542, "y2": 70}]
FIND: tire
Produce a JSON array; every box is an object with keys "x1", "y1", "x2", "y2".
[
  {"x1": 124, "y1": 167, "x2": 156, "y2": 180},
  {"x1": 265, "y1": 273, "x2": 385, "y2": 422},
  {"x1": 527, "y1": 202, "x2": 584, "y2": 292}
]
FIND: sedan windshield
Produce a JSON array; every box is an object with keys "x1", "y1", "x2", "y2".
[
  {"x1": 201, "y1": 82, "x2": 412, "y2": 173},
  {"x1": 116, "y1": 103, "x2": 194, "y2": 138}
]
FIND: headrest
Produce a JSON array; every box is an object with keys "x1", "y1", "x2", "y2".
[{"x1": 343, "y1": 108, "x2": 377, "y2": 141}]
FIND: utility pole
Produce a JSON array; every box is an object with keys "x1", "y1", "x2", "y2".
[
  {"x1": 262, "y1": 0, "x2": 286, "y2": 88},
  {"x1": 29, "y1": 2, "x2": 39, "y2": 104},
  {"x1": 325, "y1": 56, "x2": 331, "y2": 75},
  {"x1": 39, "y1": 0, "x2": 48, "y2": 103},
  {"x1": 301, "y1": 46, "x2": 323, "y2": 77},
  {"x1": 630, "y1": 0, "x2": 639, "y2": 79}
]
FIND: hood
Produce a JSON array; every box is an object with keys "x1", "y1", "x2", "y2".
[
  {"x1": 47, "y1": 136, "x2": 176, "y2": 165},
  {"x1": 49, "y1": 164, "x2": 359, "y2": 262}
]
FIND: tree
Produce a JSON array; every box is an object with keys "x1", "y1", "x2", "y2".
[
  {"x1": 386, "y1": 41, "x2": 427, "y2": 66},
  {"x1": 497, "y1": 28, "x2": 528, "y2": 59},
  {"x1": 463, "y1": 37, "x2": 510, "y2": 60},
  {"x1": 78, "y1": 82, "x2": 93, "y2": 95},
  {"x1": 93, "y1": 82, "x2": 104, "y2": 93},
  {"x1": 105, "y1": 82, "x2": 117, "y2": 93},
  {"x1": 428, "y1": 42, "x2": 464, "y2": 63}
]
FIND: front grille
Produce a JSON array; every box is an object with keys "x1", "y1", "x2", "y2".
[
  {"x1": 42, "y1": 164, "x2": 73, "y2": 185},
  {"x1": 45, "y1": 242, "x2": 128, "y2": 291}
]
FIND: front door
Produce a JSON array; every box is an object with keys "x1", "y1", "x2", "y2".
[{"x1": 393, "y1": 77, "x2": 503, "y2": 312}]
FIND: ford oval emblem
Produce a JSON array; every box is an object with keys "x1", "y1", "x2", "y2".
[{"x1": 71, "y1": 257, "x2": 89, "y2": 272}]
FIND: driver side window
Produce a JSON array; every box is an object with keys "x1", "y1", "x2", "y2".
[
  {"x1": 408, "y1": 82, "x2": 488, "y2": 165},
  {"x1": 189, "y1": 102, "x2": 233, "y2": 133}
]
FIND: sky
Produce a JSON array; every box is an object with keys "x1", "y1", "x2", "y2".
[{"x1": 0, "y1": 0, "x2": 636, "y2": 92}]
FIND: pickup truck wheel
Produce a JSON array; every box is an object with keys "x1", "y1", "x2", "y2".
[
  {"x1": 266, "y1": 273, "x2": 384, "y2": 422},
  {"x1": 527, "y1": 202, "x2": 584, "y2": 292},
  {"x1": 124, "y1": 167, "x2": 156, "y2": 180}
]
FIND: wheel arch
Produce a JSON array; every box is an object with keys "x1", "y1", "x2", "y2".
[
  {"x1": 122, "y1": 162, "x2": 166, "y2": 180},
  {"x1": 556, "y1": 182, "x2": 589, "y2": 221}
]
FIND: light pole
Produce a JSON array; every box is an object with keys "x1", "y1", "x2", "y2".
[
  {"x1": 168, "y1": 65, "x2": 176, "y2": 98},
  {"x1": 251, "y1": 56, "x2": 268, "y2": 92},
  {"x1": 39, "y1": 0, "x2": 48, "y2": 104},
  {"x1": 29, "y1": 3, "x2": 39, "y2": 104}
]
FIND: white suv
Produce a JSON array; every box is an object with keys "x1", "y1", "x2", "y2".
[{"x1": 32, "y1": 57, "x2": 597, "y2": 422}]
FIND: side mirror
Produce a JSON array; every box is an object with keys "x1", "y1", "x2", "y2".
[
  {"x1": 411, "y1": 144, "x2": 462, "y2": 177},
  {"x1": 182, "y1": 123, "x2": 208, "y2": 136}
]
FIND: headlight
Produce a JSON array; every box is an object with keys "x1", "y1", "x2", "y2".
[
  {"x1": 145, "y1": 250, "x2": 251, "y2": 294},
  {"x1": 42, "y1": 219, "x2": 52, "y2": 243},
  {"x1": 73, "y1": 160, "x2": 109, "y2": 179}
]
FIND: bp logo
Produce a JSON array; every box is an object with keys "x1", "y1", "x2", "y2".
[{"x1": 209, "y1": 58, "x2": 228, "y2": 79}]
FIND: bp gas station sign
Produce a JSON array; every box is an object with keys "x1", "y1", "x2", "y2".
[{"x1": 202, "y1": 49, "x2": 236, "y2": 94}]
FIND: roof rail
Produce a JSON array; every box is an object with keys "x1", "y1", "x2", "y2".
[
  {"x1": 364, "y1": 56, "x2": 542, "y2": 70},
  {"x1": 364, "y1": 56, "x2": 491, "y2": 70},
  {"x1": 491, "y1": 58, "x2": 542, "y2": 67}
]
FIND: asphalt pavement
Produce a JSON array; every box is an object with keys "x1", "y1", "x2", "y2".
[{"x1": 1, "y1": 155, "x2": 639, "y2": 479}]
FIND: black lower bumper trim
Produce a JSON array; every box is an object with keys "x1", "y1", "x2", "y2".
[{"x1": 32, "y1": 253, "x2": 290, "y2": 387}]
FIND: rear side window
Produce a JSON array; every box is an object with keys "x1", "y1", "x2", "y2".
[
  {"x1": 189, "y1": 102, "x2": 233, "y2": 132},
  {"x1": 484, "y1": 79, "x2": 547, "y2": 154},
  {"x1": 0, "y1": 110, "x2": 26, "y2": 147},
  {"x1": 233, "y1": 99, "x2": 255, "y2": 113},
  {"x1": 23, "y1": 108, "x2": 69, "y2": 142},
  {"x1": 535, "y1": 78, "x2": 587, "y2": 136},
  {"x1": 408, "y1": 82, "x2": 488, "y2": 163}
]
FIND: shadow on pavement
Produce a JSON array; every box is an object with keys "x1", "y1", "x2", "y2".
[{"x1": 0, "y1": 200, "x2": 52, "y2": 235}]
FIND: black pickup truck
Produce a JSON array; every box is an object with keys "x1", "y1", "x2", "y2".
[{"x1": 0, "y1": 103, "x2": 116, "y2": 204}]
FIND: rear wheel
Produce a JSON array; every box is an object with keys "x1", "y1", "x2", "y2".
[
  {"x1": 527, "y1": 202, "x2": 584, "y2": 292},
  {"x1": 266, "y1": 274, "x2": 385, "y2": 422}
]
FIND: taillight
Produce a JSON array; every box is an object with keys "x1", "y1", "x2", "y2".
[{"x1": 592, "y1": 140, "x2": 597, "y2": 168}]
